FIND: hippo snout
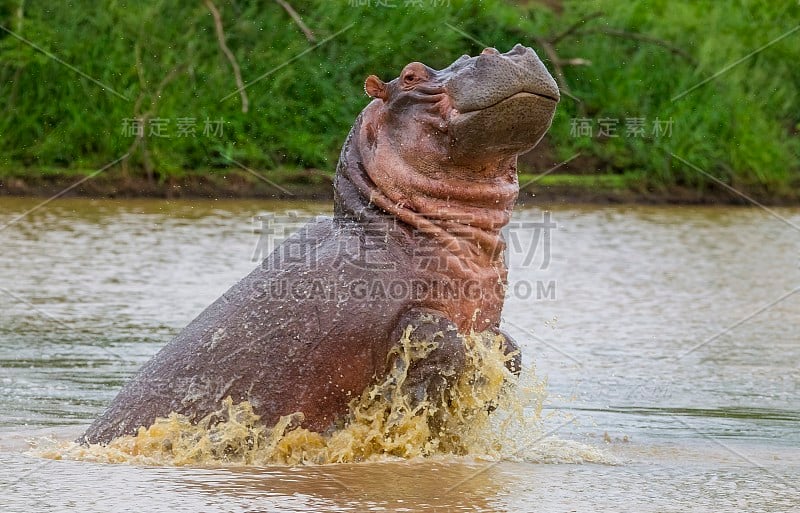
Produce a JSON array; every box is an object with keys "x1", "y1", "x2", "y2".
[
  {"x1": 436, "y1": 44, "x2": 559, "y2": 163},
  {"x1": 444, "y1": 44, "x2": 560, "y2": 114}
]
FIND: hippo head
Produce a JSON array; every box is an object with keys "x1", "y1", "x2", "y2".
[{"x1": 364, "y1": 44, "x2": 559, "y2": 173}]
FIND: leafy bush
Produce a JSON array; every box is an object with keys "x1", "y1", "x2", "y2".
[{"x1": 0, "y1": 0, "x2": 798, "y2": 195}]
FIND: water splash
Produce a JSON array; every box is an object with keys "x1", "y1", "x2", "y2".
[{"x1": 34, "y1": 329, "x2": 613, "y2": 466}]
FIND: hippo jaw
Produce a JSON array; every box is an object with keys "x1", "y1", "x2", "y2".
[
  {"x1": 444, "y1": 45, "x2": 559, "y2": 164},
  {"x1": 447, "y1": 89, "x2": 558, "y2": 165},
  {"x1": 364, "y1": 44, "x2": 559, "y2": 172}
]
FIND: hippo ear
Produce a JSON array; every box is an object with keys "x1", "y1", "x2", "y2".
[{"x1": 364, "y1": 75, "x2": 388, "y2": 100}]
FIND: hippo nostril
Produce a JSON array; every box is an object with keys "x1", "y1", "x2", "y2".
[
  {"x1": 481, "y1": 47, "x2": 500, "y2": 56},
  {"x1": 507, "y1": 44, "x2": 527, "y2": 55}
]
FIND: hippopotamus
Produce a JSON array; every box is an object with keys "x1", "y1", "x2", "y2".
[{"x1": 81, "y1": 44, "x2": 559, "y2": 445}]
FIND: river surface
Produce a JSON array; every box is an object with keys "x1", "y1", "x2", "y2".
[{"x1": 0, "y1": 197, "x2": 798, "y2": 512}]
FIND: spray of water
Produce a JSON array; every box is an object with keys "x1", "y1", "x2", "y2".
[{"x1": 35, "y1": 328, "x2": 612, "y2": 466}]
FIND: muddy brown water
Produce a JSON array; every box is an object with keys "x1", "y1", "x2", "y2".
[{"x1": 1, "y1": 197, "x2": 798, "y2": 512}]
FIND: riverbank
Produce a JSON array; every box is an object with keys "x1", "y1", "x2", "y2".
[
  {"x1": 2, "y1": 167, "x2": 797, "y2": 205},
  {"x1": 2, "y1": 1, "x2": 798, "y2": 201}
]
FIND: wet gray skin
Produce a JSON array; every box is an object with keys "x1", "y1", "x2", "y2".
[{"x1": 444, "y1": 44, "x2": 561, "y2": 111}]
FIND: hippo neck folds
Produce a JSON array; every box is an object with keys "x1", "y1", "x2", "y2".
[{"x1": 334, "y1": 44, "x2": 559, "y2": 272}]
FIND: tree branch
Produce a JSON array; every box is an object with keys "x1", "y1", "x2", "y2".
[
  {"x1": 534, "y1": 37, "x2": 573, "y2": 98},
  {"x1": 586, "y1": 28, "x2": 697, "y2": 65},
  {"x1": 549, "y1": 10, "x2": 603, "y2": 45},
  {"x1": 528, "y1": 9, "x2": 695, "y2": 107},
  {"x1": 204, "y1": 0, "x2": 249, "y2": 113},
  {"x1": 274, "y1": 0, "x2": 316, "y2": 43},
  {"x1": 15, "y1": 0, "x2": 26, "y2": 32},
  {"x1": 125, "y1": 43, "x2": 185, "y2": 181},
  {"x1": 553, "y1": 57, "x2": 592, "y2": 67}
]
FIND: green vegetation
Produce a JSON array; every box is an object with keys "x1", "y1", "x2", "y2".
[
  {"x1": 520, "y1": 171, "x2": 645, "y2": 190},
  {"x1": 0, "y1": 0, "x2": 798, "y2": 200}
]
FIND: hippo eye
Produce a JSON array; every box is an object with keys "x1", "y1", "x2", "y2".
[{"x1": 403, "y1": 73, "x2": 417, "y2": 84}]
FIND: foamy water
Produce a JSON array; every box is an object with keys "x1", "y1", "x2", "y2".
[{"x1": 32, "y1": 328, "x2": 613, "y2": 467}]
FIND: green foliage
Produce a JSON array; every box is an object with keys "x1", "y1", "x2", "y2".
[
  {"x1": 0, "y1": 0, "x2": 798, "y2": 196},
  {"x1": 537, "y1": 0, "x2": 800, "y2": 192}
]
